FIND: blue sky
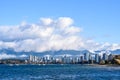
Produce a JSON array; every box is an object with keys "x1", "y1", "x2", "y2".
[{"x1": 0, "y1": 0, "x2": 120, "y2": 44}]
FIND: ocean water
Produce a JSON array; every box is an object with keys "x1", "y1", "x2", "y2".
[{"x1": 0, "y1": 64, "x2": 120, "y2": 80}]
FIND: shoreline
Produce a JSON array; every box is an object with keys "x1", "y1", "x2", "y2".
[{"x1": 0, "y1": 63, "x2": 120, "y2": 67}]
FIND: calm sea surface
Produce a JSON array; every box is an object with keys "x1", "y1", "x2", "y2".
[{"x1": 0, "y1": 64, "x2": 120, "y2": 80}]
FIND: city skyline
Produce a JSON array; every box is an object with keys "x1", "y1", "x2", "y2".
[
  {"x1": 28, "y1": 52, "x2": 111, "y2": 64},
  {"x1": 0, "y1": 52, "x2": 114, "y2": 65}
]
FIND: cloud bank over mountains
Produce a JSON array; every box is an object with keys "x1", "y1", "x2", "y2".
[
  {"x1": 0, "y1": 17, "x2": 120, "y2": 52},
  {"x1": 0, "y1": 53, "x2": 27, "y2": 59}
]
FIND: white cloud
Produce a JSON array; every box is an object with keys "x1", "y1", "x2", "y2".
[
  {"x1": 56, "y1": 17, "x2": 73, "y2": 29},
  {"x1": 0, "y1": 41, "x2": 16, "y2": 49},
  {"x1": 0, "y1": 17, "x2": 120, "y2": 52},
  {"x1": 40, "y1": 18, "x2": 53, "y2": 25},
  {"x1": 64, "y1": 26, "x2": 81, "y2": 35},
  {"x1": 0, "y1": 53, "x2": 27, "y2": 59},
  {"x1": 0, "y1": 53, "x2": 16, "y2": 59},
  {"x1": 19, "y1": 54, "x2": 27, "y2": 58}
]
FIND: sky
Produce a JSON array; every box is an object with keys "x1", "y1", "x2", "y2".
[{"x1": 0, "y1": 0, "x2": 120, "y2": 54}]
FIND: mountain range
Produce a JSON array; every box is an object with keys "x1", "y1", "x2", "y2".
[{"x1": 0, "y1": 48, "x2": 120, "y2": 58}]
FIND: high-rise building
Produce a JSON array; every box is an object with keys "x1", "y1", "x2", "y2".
[
  {"x1": 80, "y1": 55, "x2": 84, "y2": 62},
  {"x1": 34, "y1": 56, "x2": 39, "y2": 62},
  {"x1": 95, "y1": 54, "x2": 99, "y2": 63},
  {"x1": 84, "y1": 53, "x2": 89, "y2": 61},
  {"x1": 103, "y1": 53, "x2": 108, "y2": 61},
  {"x1": 89, "y1": 53, "x2": 92, "y2": 61},
  {"x1": 29, "y1": 55, "x2": 33, "y2": 62},
  {"x1": 108, "y1": 54, "x2": 113, "y2": 60},
  {"x1": 77, "y1": 57, "x2": 81, "y2": 63}
]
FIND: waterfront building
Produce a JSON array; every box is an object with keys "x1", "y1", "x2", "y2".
[
  {"x1": 99, "y1": 55, "x2": 102, "y2": 61},
  {"x1": 77, "y1": 57, "x2": 81, "y2": 63},
  {"x1": 29, "y1": 55, "x2": 34, "y2": 62},
  {"x1": 95, "y1": 54, "x2": 99, "y2": 63},
  {"x1": 84, "y1": 53, "x2": 89, "y2": 61},
  {"x1": 34, "y1": 56, "x2": 38, "y2": 62},
  {"x1": 61, "y1": 55, "x2": 71, "y2": 64},
  {"x1": 72, "y1": 57, "x2": 78, "y2": 63},
  {"x1": 66, "y1": 57, "x2": 71, "y2": 63},
  {"x1": 80, "y1": 55, "x2": 84, "y2": 62},
  {"x1": 108, "y1": 54, "x2": 114, "y2": 60},
  {"x1": 103, "y1": 53, "x2": 108, "y2": 61},
  {"x1": 89, "y1": 53, "x2": 92, "y2": 61}
]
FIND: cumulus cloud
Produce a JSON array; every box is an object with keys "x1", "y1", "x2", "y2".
[
  {"x1": 56, "y1": 17, "x2": 73, "y2": 29},
  {"x1": 0, "y1": 17, "x2": 119, "y2": 52},
  {"x1": 40, "y1": 18, "x2": 53, "y2": 25}
]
